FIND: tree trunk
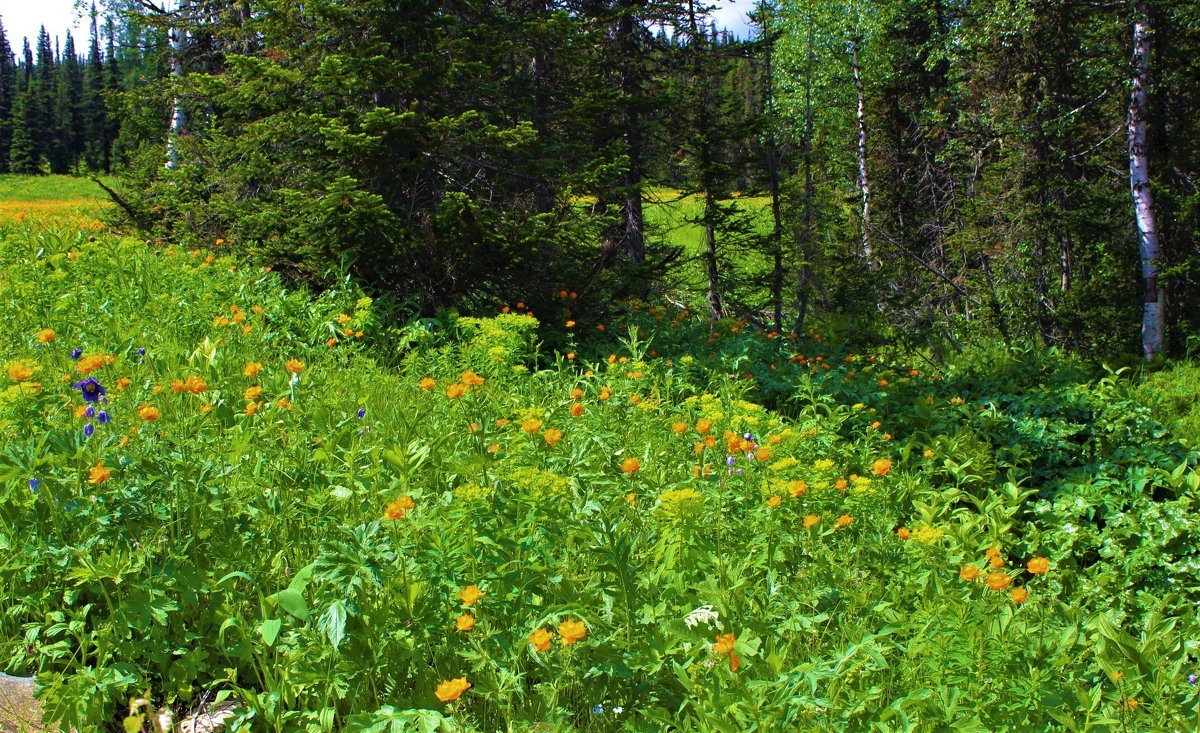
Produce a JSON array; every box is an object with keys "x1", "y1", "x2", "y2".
[
  {"x1": 617, "y1": 0, "x2": 646, "y2": 263},
  {"x1": 1128, "y1": 2, "x2": 1164, "y2": 359},
  {"x1": 795, "y1": 17, "x2": 816, "y2": 335},
  {"x1": 761, "y1": 8, "x2": 785, "y2": 332},
  {"x1": 165, "y1": 6, "x2": 187, "y2": 169},
  {"x1": 848, "y1": 34, "x2": 871, "y2": 262}
]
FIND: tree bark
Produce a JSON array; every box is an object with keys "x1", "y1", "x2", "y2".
[
  {"x1": 848, "y1": 33, "x2": 871, "y2": 263},
  {"x1": 1128, "y1": 2, "x2": 1164, "y2": 359},
  {"x1": 165, "y1": 2, "x2": 188, "y2": 169}
]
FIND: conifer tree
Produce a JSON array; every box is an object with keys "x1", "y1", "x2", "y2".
[{"x1": 0, "y1": 17, "x2": 15, "y2": 172}]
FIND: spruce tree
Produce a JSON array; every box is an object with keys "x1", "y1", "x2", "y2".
[
  {"x1": 8, "y1": 88, "x2": 38, "y2": 173},
  {"x1": 0, "y1": 17, "x2": 15, "y2": 172}
]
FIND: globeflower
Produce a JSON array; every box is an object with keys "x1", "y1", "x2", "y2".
[
  {"x1": 570, "y1": 402, "x2": 584, "y2": 417},
  {"x1": 419, "y1": 377, "x2": 436, "y2": 391},
  {"x1": 834, "y1": 514, "x2": 853, "y2": 529},
  {"x1": 138, "y1": 404, "x2": 160, "y2": 421},
  {"x1": 88, "y1": 463, "x2": 110, "y2": 484},
  {"x1": 521, "y1": 417, "x2": 543, "y2": 434},
  {"x1": 986, "y1": 572, "x2": 1012, "y2": 591},
  {"x1": 896, "y1": 527, "x2": 911, "y2": 540},
  {"x1": 285, "y1": 359, "x2": 305, "y2": 374},
  {"x1": 36, "y1": 328, "x2": 56, "y2": 344},
  {"x1": 460, "y1": 370, "x2": 485, "y2": 387},
  {"x1": 960, "y1": 564, "x2": 980, "y2": 581},
  {"x1": 766, "y1": 495, "x2": 782, "y2": 509},
  {"x1": 446, "y1": 383, "x2": 466, "y2": 399},
  {"x1": 384, "y1": 495, "x2": 415, "y2": 519},
  {"x1": 460, "y1": 585, "x2": 483, "y2": 606},
  {"x1": 1010, "y1": 587, "x2": 1029, "y2": 604},
  {"x1": 543, "y1": 428, "x2": 563, "y2": 446},
  {"x1": 434, "y1": 677, "x2": 471, "y2": 703},
  {"x1": 620, "y1": 457, "x2": 640, "y2": 475},
  {"x1": 244, "y1": 362, "x2": 262, "y2": 378},
  {"x1": 713, "y1": 633, "x2": 736, "y2": 655},
  {"x1": 803, "y1": 514, "x2": 820, "y2": 528},
  {"x1": 872, "y1": 458, "x2": 892, "y2": 476},
  {"x1": 6, "y1": 362, "x2": 33, "y2": 382},
  {"x1": 456, "y1": 614, "x2": 476, "y2": 632},
  {"x1": 529, "y1": 628, "x2": 552, "y2": 652},
  {"x1": 76, "y1": 354, "x2": 110, "y2": 375},
  {"x1": 1027, "y1": 557, "x2": 1050, "y2": 575},
  {"x1": 558, "y1": 619, "x2": 587, "y2": 645}
]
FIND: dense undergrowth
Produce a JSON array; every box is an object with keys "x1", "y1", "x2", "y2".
[{"x1": 2, "y1": 211, "x2": 1200, "y2": 731}]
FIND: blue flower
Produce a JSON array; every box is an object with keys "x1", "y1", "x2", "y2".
[
  {"x1": 136, "y1": 347, "x2": 146, "y2": 356},
  {"x1": 357, "y1": 408, "x2": 367, "y2": 419},
  {"x1": 70, "y1": 348, "x2": 83, "y2": 360},
  {"x1": 98, "y1": 410, "x2": 111, "y2": 424},
  {"x1": 83, "y1": 423, "x2": 95, "y2": 438},
  {"x1": 591, "y1": 705, "x2": 604, "y2": 715},
  {"x1": 85, "y1": 405, "x2": 96, "y2": 419},
  {"x1": 73, "y1": 378, "x2": 106, "y2": 403},
  {"x1": 726, "y1": 455, "x2": 735, "y2": 466},
  {"x1": 1190, "y1": 673, "x2": 1198, "y2": 686},
  {"x1": 28, "y1": 478, "x2": 39, "y2": 493}
]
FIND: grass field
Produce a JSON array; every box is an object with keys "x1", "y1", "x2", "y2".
[
  {"x1": 1, "y1": 177, "x2": 1199, "y2": 731},
  {"x1": 0, "y1": 175, "x2": 113, "y2": 232}
]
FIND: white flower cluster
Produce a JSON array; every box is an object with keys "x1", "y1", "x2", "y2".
[{"x1": 683, "y1": 604, "x2": 719, "y2": 630}]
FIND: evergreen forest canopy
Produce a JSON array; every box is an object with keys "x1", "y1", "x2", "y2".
[{"x1": 2, "y1": 0, "x2": 1199, "y2": 360}]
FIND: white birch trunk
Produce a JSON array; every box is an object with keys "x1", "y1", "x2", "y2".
[
  {"x1": 165, "y1": 5, "x2": 187, "y2": 169},
  {"x1": 1128, "y1": 3, "x2": 1164, "y2": 359},
  {"x1": 848, "y1": 35, "x2": 871, "y2": 262}
]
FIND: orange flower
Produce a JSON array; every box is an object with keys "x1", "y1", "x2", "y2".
[
  {"x1": 244, "y1": 385, "x2": 263, "y2": 401},
  {"x1": 460, "y1": 370, "x2": 485, "y2": 387},
  {"x1": 625, "y1": 492, "x2": 637, "y2": 507},
  {"x1": 529, "y1": 628, "x2": 552, "y2": 652},
  {"x1": 88, "y1": 463, "x2": 110, "y2": 485},
  {"x1": 872, "y1": 458, "x2": 892, "y2": 476},
  {"x1": 276, "y1": 397, "x2": 292, "y2": 410},
  {"x1": 989, "y1": 554, "x2": 1005, "y2": 569},
  {"x1": 36, "y1": 328, "x2": 56, "y2": 344},
  {"x1": 896, "y1": 527, "x2": 911, "y2": 540},
  {"x1": 285, "y1": 359, "x2": 305, "y2": 374},
  {"x1": 985, "y1": 546, "x2": 1001, "y2": 559},
  {"x1": 986, "y1": 572, "x2": 1012, "y2": 591},
  {"x1": 543, "y1": 428, "x2": 563, "y2": 446},
  {"x1": 456, "y1": 614, "x2": 476, "y2": 632},
  {"x1": 598, "y1": 386, "x2": 612, "y2": 401},
  {"x1": 434, "y1": 677, "x2": 471, "y2": 703},
  {"x1": 384, "y1": 495, "x2": 415, "y2": 519},
  {"x1": 116, "y1": 377, "x2": 131, "y2": 390},
  {"x1": 521, "y1": 417, "x2": 543, "y2": 434},
  {"x1": 713, "y1": 633, "x2": 736, "y2": 655},
  {"x1": 834, "y1": 478, "x2": 848, "y2": 491},
  {"x1": 620, "y1": 457, "x2": 641, "y2": 475},
  {"x1": 960, "y1": 564, "x2": 980, "y2": 581},
  {"x1": 326, "y1": 338, "x2": 338, "y2": 348},
  {"x1": 6, "y1": 362, "x2": 32, "y2": 381},
  {"x1": 1010, "y1": 587, "x2": 1029, "y2": 604},
  {"x1": 1026, "y1": 557, "x2": 1050, "y2": 575},
  {"x1": 672, "y1": 421, "x2": 688, "y2": 435},
  {"x1": 446, "y1": 383, "x2": 467, "y2": 399},
  {"x1": 419, "y1": 377, "x2": 436, "y2": 391},
  {"x1": 766, "y1": 495, "x2": 782, "y2": 509},
  {"x1": 338, "y1": 313, "x2": 351, "y2": 324},
  {"x1": 244, "y1": 361, "x2": 262, "y2": 378},
  {"x1": 788, "y1": 480, "x2": 808, "y2": 498},
  {"x1": 170, "y1": 379, "x2": 187, "y2": 393},
  {"x1": 571, "y1": 388, "x2": 584, "y2": 399},
  {"x1": 803, "y1": 514, "x2": 820, "y2": 528},
  {"x1": 76, "y1": 354, "x2": 109, "y2": 375},
  {"x1": 185, "y1": 375, "x2": 208, "y2": 394},
  {"x1": 138, "y1": 404, "x2": 160, "y2": 421},
  {"x1": 244, "y1": 401, "x2": 261, "y2": 416},
  {"x1": 460, "y1": 585, "x2": 483, "y2": 606},
  {"x1": 923, "y1": 448, "x2": 935, "y2": 458},
  {"x1": 834, "y1": 514, "x2": 853, "y2": 529},
  {"x1": 570, "y1": 402, "x2": 583, "y2": 417},
  {"x1": 695, "y1": 418, "x2": 712, "y2": 434},
  {"x1": 558, "y1": 619, "x2": 587, "y2": 645}
]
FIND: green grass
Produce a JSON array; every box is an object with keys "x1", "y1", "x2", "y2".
[
  {"x1": 1, "y1": 181, "x2": 1199, "y2": 731},
  {"x1": 0, "y1": 175, "x2": 113, "y2": 202}
]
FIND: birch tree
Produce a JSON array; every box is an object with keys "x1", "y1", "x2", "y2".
[{"x1": 1127, "y1": 1, "x2": 1164, "y2": 359}]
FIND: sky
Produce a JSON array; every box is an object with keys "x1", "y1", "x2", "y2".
[{"x1": 0, "y1": 0, "x2": 755, "y2": 54}]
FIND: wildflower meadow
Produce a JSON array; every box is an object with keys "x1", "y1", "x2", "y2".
[{"x1": 1, "y1": 183, "x2": 1199, "y2": 731}]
